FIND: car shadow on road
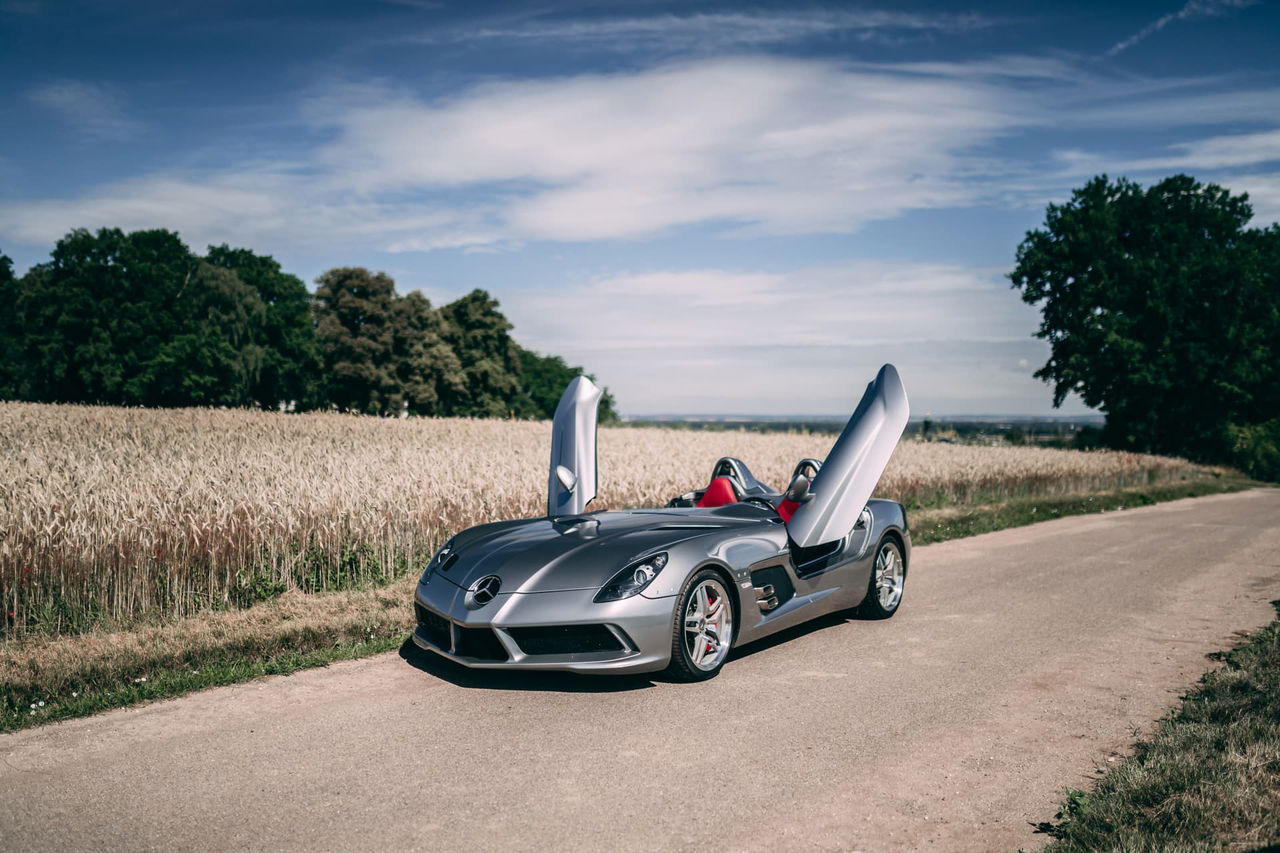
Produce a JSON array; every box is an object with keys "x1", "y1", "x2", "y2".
[
  {"x1": 397, "y1": 638, "x2": 657, "y2": 693},
  {"x1": 725, "y1": 610, "x2": 866, "y2": 663}
]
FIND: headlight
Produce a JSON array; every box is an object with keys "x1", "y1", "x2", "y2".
[
  {"x1": 595, "y1": 552, "x2": 668, "y2": 602},
  {"x1": 420, "y1": 538, "x2": 456, "y2": 582}
]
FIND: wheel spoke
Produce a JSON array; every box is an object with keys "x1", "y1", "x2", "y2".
[{"x1": 690, "y1": 634, "x2": 706, "y2": 665}]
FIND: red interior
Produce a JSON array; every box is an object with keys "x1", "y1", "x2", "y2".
[
  {"x1": 696, "y1": 476, "x2": 741, "y2": 508},
  {"x1": 776, "y1": 499, "x2": 800, "y2": 522}
]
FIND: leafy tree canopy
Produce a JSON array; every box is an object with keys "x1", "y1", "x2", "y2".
[
  {"x1": 518, "y1": 348, "x2": 619, "y2": 422},
  {"x1": 0, "y1": 229, "x2": 621, "y2": 421},
  {"x1": 0, "y1": 251, "x2": 19, "y2": 399},
  {"x1": 206, "y1": 245, "x2": 321, "y2": 409},
  {"x1": 440, "y1": 289, "x2": 525, "y2": 418},
  {"x1": 312, "y1": 267, "x2": 401, "y2": 415},
  {"x1": 1011, "y1": 174, "x2": 1279, "y2": 479}
]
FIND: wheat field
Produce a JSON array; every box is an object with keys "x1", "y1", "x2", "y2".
[{"x1": 0, "y1": 402, "x2": 1213, "y2": 639}]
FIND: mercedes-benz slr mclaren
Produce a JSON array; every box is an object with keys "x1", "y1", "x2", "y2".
[{"x1": 412, "y1": 364, "x2": 911, "y2": 681}]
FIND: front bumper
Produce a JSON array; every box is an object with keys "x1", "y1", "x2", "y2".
[{"x1": 412, "y1": 577, "x2": 676, "y2": 674}]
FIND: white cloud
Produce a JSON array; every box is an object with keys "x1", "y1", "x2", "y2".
[
  {"x1": 1052, "y1": 127, "x2": 1280, "y2": 176},
  {"x1": 1, "y1": 56, "x2": 1033, "y2": 251},
  {"x1": 315, "y1": 57, "x2": 1024, "y2": 242},
  {"x1": 1230, "y1": 173, "x2": 1280, "y2": 225},
  {"x1": 26, "y1": 79, "x2": 140, "y2": 140},
  {"x1": 2, "y1": 55, "x2": 1277, "y2": 258},
  {"x1": 1107, "y1": 0, "x2": 1260, "y2": 56},
  {"x1": 494, "y1": 261, "x2": 1061, "y2": 414},
  {"x1": 430, "y1": 9, "x2": 998, "y2": 53}
]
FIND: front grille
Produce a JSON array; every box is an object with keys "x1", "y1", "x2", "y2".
[
  {"x1": 414, "y1": 603, "x2": 452, "y2": 650},
  {"x1": 454, "y1": 626, "x2": 509, "y2": 662},
  {"x1": 507, "y1": 624, "x2": 626, "y2": 656}
]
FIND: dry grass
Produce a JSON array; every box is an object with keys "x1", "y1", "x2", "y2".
[
  {"x1": 0, "y1": 401, "x2": 1216, "y2": 639},
  {"x1": 1043, "y1": 605, "x2": 1280, "y2": 851}
]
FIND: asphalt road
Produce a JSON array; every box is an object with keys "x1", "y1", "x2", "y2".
[{"x1": 3, "y1": 488, "x2": 1278, "y2": 852}]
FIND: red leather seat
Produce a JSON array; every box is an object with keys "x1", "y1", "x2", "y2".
[
  {"x1": 776, "y1": 498, "x2": 801, "y2": 522},
  {"x1": 696, "y1": 476, "x2": 741, "y2": 508}
]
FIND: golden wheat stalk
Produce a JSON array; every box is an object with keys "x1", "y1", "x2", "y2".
[{"x1": 0, "y1": 402, "x2": 1211, "y2": 638}]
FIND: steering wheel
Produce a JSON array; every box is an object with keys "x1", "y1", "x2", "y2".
[{"x1": 740, "y1": 496, "x2": 779, "y2": 512}]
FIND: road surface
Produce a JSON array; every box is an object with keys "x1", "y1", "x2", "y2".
[{"x1": 3, "y1": 488, "x2": 1278, "y2": 852}]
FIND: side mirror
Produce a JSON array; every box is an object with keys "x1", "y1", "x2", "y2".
[
  {"x1": 555, "y1": 465, "x2": 577, "y2": 493},
  {"x1": 785, "y1": 474, "x2": 813, "y2": 504}
]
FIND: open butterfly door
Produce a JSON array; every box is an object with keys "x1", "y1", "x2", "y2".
[
  {"x1": 786, "y1": 364, "x2": 909, "y2": 549},
  {"x1": 547, "y1": 376, "x2": 603, "y2": 517}
]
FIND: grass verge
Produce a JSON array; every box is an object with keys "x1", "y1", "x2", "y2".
[
  {"x1": 908, "y1": 475, "x2": 1257, "y2": 545},
  {"x1": 1040, "y1": 602, "x2": 1280, "y2": 852},
  {"x1": 1, "y1": 476, "x2": 1262, "y2": 734}
]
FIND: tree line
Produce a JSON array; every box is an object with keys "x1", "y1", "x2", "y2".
[{"x1": 0, "y1": 227, "x2": 616, "y2": 420}]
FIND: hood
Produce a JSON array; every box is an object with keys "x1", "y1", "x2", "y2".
[{"x1": 434, "y1": 509, "x2": 761, "y2": 594}]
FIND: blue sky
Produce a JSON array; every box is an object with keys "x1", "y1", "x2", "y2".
[{"x1": 1, "y1": 0, "x2": 1277, "y2": 415}]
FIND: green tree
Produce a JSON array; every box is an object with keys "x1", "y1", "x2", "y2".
[
  {"x1": 517, "y1": 348, "x2": 619, "y2": 422},
  {"x1": 14, "y1": 229, "x2": 271, "y2": 407},
  {"x1": 312, "y1": 267, "x2": 400, "y2": 414},
  {"x1": 205, "y1": 245, "x2": 321, "y2": 409},
  {"x1": 0, "y1": 251, "x2": 21, "y2": 399},
  {"x1": 391, "y1": 291, "x2": 465, "y2": 415},
  {"x1": 439, "y1": 289, "x2": 524, "y2": 417},
  {"x1": 1010, "y1": 175, "x2": 1279, "y2": 477},
  {"x1": 126, "y1": 262, "x2": 267, "y2": 406},
  {"x1": 18, "y1": 228, "x2": 198, "y2": 404}
]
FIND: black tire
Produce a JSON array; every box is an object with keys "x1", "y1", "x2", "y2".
[
  {"x1": 665, "y1": 568, "x2": 736, "y2": 682},
  {"x1": 857, "y1": 537, "x2": 906, "y2": 620}
]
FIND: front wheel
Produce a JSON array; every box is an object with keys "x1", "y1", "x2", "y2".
[
  {"x1": 666, "y1": 569, "x2": 735, "y2": 682},
  {"x1": 858, "y1": 538, "x2": 906, "y2": 619}
]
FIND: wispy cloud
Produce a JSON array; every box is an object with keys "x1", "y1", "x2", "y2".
[
  {"x1": 3, "y1": 55, "x2": 1278, "y2": 256},
  {"x1": 1054, "y1": 127, "x2": 1280, "y2": 175},
  {"x1": 1107, "y1": 0, "x2": 1260, "y2": 56},
  {"x1": 26, "y1": 79, "x2": 140, "y2": 140},
  {"x1": 425, "y1": 9, "x2": 999, "y2": 53},
  {"x1": 0, "y1": 56, "x2": 1033, "y2": 251},
  {"x1": 495, "y1": 262, "x2": 1056, "y2": 414}
]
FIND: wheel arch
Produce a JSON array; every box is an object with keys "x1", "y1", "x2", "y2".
[
  {"x1": 690, "y1": 559, "x2": 742, "y2": 644},
  {"x1": 880, "y1": 527, "x2": 908, "y2": 571}
]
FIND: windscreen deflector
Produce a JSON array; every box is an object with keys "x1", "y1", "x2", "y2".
[
  {"x1": 786, "y1": 364, "x2": 909, "y2": 549},
  {"x1": 547, "y1": 376, "x2": 603, "y2": 517}
]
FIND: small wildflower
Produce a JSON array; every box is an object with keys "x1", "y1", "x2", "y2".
[
  {"x1": 133, "y1": 676, "x2": 148, "y2": 684},
  {"x1": 37, "y1": 701, "x2": 44, "y2": 707},
  {"x1": 71, "y1": 692, "x2": 79, "y2": 698}
]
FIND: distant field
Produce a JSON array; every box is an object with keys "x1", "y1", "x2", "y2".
[{"x1": 0, "y1": 401, "x2": 1220, "y2": 640}]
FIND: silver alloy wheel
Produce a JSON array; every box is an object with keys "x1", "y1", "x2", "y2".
[
  {"x1": 874, "y1": 543, "x2": 904, "y2": 611},
  {"x1": 683, "y1": 577, "x2": 734, "y2": 671}
]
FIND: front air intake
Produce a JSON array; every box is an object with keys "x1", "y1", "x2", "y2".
[{"x1": 507, "y1": 624, "x2": 626, "y2": 656}]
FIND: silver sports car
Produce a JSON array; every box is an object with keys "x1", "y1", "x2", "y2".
[{"x1": 412, "y1": 364, "x2": 911, "y2": 681}]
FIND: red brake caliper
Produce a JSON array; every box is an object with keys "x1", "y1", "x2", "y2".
[{"x1": 705, "y1": 591, "x2": 715, "y2": 653}]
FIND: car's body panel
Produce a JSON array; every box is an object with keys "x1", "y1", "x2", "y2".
[
  {"x1": 787, "y1": 363, "x2": 910, "y2": 549},
  {"x1": 547, "y1": 376, "x2": 603, "y2": 517},
  {"x1": 411, "y1": 364, "x2": 911, "y2": 676},
  {"x1": 412, "y1": 498, "x2": 910, "y2": 673}
]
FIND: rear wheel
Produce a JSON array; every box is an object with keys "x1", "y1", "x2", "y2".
[
  {"x1": 666, "y1": 569, "x2": 735, "y2": 682},
  {"x1": 858, "y1": 538, "x2": 906, "y2": 619}
]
